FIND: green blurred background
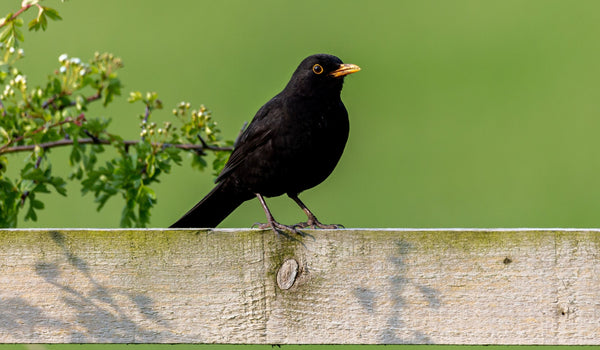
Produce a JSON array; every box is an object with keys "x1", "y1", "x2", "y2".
[
  {"x1": 3, "y1": 0, "x2": 600, "y2": 229},
  {"x1": 2, "y1": 1, "x2": 600, "y2": 349}
]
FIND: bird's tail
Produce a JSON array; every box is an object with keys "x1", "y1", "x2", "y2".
[{"x1": 169, "y1": 182, "x2": 248, "y2": 228}]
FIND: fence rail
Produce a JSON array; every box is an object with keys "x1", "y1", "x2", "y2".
[{"x1": 0, "y1": 228, "x2": 598, "y2": 344}]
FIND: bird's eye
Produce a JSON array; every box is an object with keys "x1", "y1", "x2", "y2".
[{"x1": 312, "y1": 64, "x2": 324, "y2": 75}]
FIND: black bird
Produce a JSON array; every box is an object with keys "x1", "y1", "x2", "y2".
[{"x1": 170, "y1": 54, "x2": 360, "y2": 232}]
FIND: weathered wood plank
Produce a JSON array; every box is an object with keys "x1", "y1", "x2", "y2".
[{"x1": 0, "y1": 228, "x2": 598, "y2": 344}]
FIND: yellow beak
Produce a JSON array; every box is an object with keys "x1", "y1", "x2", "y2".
[{"x1": 329, "y1": 63, "x2": 361, "y2": 78}]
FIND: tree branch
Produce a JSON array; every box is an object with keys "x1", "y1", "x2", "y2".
[{"x1": 0, "y1": 137, "x2": 233, "y2": 154}]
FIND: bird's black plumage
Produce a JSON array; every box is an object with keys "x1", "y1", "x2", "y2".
[{"x1": 170, "y1": 54, "x2": 360, "y2": 232}]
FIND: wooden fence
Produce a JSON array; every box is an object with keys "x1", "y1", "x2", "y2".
[{"x1": 0, "y1": 228, "x2": 598, "y2": 344}]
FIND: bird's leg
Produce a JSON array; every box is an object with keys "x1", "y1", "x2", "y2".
[
  {"x1": 253, "y1": 193, "x2": 303, "y2": 234},
  {"x1": 289, "y1": 194, "x2": 344, "y2": 229}
]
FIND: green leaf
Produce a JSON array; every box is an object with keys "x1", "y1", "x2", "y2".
[
  {"x1": 120, "y1": 202, "x2": 135, "y2": 228},
  {"x1": 0, "y1": 127, "x2": 9, "y2": 141},
  {"x1": 191, "y1": 154, "x2": 207, "y2": 171},
  {"x1": 0, "y1": 27, "x2": 11, "y2": 43},
  {"x1": 13, "y1": 27, "x2": 24, "y2": 44},
  {"x1": 103, "y1": 78, "x2": 122, "y2": 106},
  {"x1": 24, "y1": 195, "x2": 43, "y2": 222},
  {"x1": 164, "y1": 147, "x2": 183, "y2": 163},
  {"x1": 145, "y1": 154, "x2": 156, "y2": 178},
  {"x1": 19, "y1": 179, "x2": 36, "y2": 193},
  {"x1": 51, "y1": 177, "x2": 67, "y2": 196},
  {"x1": 38, "y1": 13, "x2": 47, "y2": 31},
  {"x1": 25, "y1": 206, "x2": 37, "y2": 221},
  {"x1": 52, "y1": 77, "x2": 61, "y2": 94},
  {"x1": 34, "y1": 183, "x2": 50, "y2": 193},
  {"x1": 42, "y1": 7, "x2": 62, "y2": 21},
  {"x1": 28, "y1": 18, "x2": 39, "y2": 31},
  {"x1": 144, "y1": 186, "x2": 156, "y2": 201},
  {"x1": 0, "y1": 156, "x2": 7, "y2": 174},
  {"x1": 31, "y1": 199, "x2": 44, "y2": 209},
  {"x1": 95, "y1": 193, "x2": 111, "y2": 211},
  {"x1": 69, "y1": 145, "x2": 81, "y2": 164}
]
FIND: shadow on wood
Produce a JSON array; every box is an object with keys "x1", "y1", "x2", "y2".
[{"x1": 0, "y1": 228, "x2": 598, "y2": 344}]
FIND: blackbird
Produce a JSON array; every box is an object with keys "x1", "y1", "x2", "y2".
[{"x1": 170, "y1": 54, "x2": 360, "y2": 232}]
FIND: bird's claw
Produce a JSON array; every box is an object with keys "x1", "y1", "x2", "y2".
[
  {"x1": 252, "y1": 222, "x2": 270, "y2": 229},
  {"x1": 293, "y1": 220, "x2": 344, "y2": 229},
  {"x1": 252, "y1": 221, "x2": 304, "y2": 235}
]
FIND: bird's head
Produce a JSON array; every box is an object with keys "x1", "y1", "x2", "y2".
[{"x1": 284, "y1": 54, "x2": 361, "y2": 98}]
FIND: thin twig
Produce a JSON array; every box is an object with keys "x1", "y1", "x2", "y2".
[
  {"x1": 70, "y1": 91, "x2": 102, "y2": 109},
  {"x1": 196, "y1": 134, "x2": 232, "y2": 152},
  {"x1": 143, "y1": 104, "x2": 150, "y2": 124},
  {"x1": 0, "y1": 4, "x2": 33, "y2": 29},
  {"x1": 42, "y1": 91, "x2": 102, "y2": 110},
  {"x1": 141, "y1": 105, "x2": 150, "y2": 142},
  {"x1": 0, "y1": 117, "x2": 77, "y2": 153},
  {"x1": 82, "y1": 129, "x2": 100, "y2": 143},
  {"x1": 41, "y1": 95, "x2": 57, "y2": 109}
]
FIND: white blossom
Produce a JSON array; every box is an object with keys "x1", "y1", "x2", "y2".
[{"x1": 14, "y1": 75, "x2": 26, "y2": 85}]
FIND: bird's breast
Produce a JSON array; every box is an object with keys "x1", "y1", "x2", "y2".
[{"x1": 231, "y1": 97, "x2": 350, "y2": 197}]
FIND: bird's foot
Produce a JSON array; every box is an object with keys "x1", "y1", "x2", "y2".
[
  {"x1": 293, "y1": 217, "x2": 344, "y2": 229},
  {"x1": 252, "y1": 221, "x2": 304, "y2": 235}
]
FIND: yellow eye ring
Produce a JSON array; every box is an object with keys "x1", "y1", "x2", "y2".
[{"x1": 312, "y1": 64, "x2": 324, "y2": 74}]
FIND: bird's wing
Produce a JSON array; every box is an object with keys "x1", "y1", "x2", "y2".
[{"x1": 215, "y1": 102, "x2": 275, "y2": 183}]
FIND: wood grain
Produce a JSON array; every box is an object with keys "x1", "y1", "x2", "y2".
[{"x1": 0, "y1": 228, "x2": 598, "y2": 344}]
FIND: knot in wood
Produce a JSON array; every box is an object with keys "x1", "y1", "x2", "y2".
[{"x1": 277, "y1": 258, "x2": 299, "y2": 290}]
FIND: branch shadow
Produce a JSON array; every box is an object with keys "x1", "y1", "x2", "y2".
[
  {"x1": 353, "y1": 239, "x2": 441, "y2": 344},
  {"x1": 0, "y1": 230, "x2": 177, "y2": 342},
  {"x1": 0, "y1": 296, "x2": 72, "y2": 341}
]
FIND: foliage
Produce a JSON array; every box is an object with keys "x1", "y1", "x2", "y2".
[{"x1": 0, "y1": 1, "x2": 233, "y2": 228}]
